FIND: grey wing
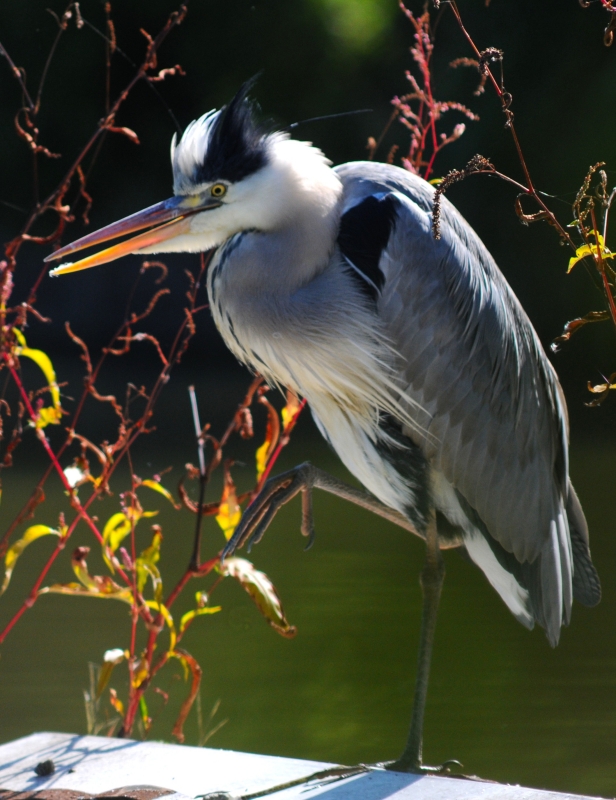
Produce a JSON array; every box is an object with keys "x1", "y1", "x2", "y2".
[{"x1": 335, "y1": 161, "x2": 600, "y2": 642}]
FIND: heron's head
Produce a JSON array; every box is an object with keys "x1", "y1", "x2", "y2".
[{"x1": 47, "y1": 82, "x2": 341, "y2": 277}]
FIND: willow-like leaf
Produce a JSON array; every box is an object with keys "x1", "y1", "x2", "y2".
[
  {"x1": 215, "y1": 467, "x2": 241, "y2": 541},
  {"x1": 1, "y1": 524, "x2": 61, "y2": 596},
  {"x1": 219, "y1": 557, "x2": 296, "y2": 638},
  {"x1": 13, "y1": 328, "x2": 63, "y2": 428}
]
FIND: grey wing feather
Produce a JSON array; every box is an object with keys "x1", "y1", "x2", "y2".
[
  {"x1": 336, "y1": 161, "x2": 566, "y2": 563},
  {"x1": 335, "y1": 161, "x2": 600, "y2": 642}
]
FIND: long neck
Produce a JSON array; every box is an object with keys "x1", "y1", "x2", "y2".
[{"x1": 233, "y1": 136, "x2": 344, "y2": 293}]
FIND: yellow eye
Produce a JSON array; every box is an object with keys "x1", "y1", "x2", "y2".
[{"x1": 211, "y1": 183, "x2": 227, "y2": 198}]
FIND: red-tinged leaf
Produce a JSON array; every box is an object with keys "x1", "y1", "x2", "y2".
[
  {"x1": 219, "y1": 557, "x2": 297, "y2": 638},
  {"x1": 550, "y1": 311, "x2": 610, "y2": 352},
  {"x1": 255, "y1": 393, "x2": 280, "y2": 479},
  {"x1": 145, "y1": 600, "x2": 176, "y2": 652},
  {"x1": 107, "y1": 126, "x2": 140, "y2": 145},
  {"x1": 168, "y1": 649, "x2": 202, "y2": 744},
  {"x1": 39, "y1": 547, "x2": 133, "y2": 604},
  {"x1": 281, "y1": 389, "x2": 302, "y2": 429},
  {"x1": 215, "y1": 463, "x2": 241, "y2": 541},
  {"x1": 109, "y1": 687, "x2": 124, "y2": 716}
]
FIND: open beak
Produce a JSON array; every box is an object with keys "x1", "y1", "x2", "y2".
[{"x1": 46, "y1": 194, "x2": 223, "y2": 277}]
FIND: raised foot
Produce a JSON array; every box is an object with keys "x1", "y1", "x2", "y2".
[{"x1": 383, "y1": 758, "x2": 463, "y2": 775}]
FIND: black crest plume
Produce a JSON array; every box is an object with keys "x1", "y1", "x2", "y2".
[{"x1": 195, "y1": 77, "x2": 269, "y2": 184}]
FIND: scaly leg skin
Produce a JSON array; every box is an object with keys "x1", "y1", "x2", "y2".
[
  {"x1": 385, "y1": 516, "x2": 460, "y2": 774},
  {"x1": 221, "y1": 462, "x2": 435, "y2": 559},
  {"x1": 221, "y1": 463, "x2": 462, "y2": 776}
]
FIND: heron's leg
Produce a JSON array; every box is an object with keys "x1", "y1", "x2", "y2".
[
  {"x1": 388, "y1": 514, "x2": 445, "y2": 773},
  {"x1": 222, "y1": 462, "x2": 437, "y2": 559}
]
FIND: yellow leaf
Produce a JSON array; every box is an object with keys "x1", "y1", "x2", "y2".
[
  {"x1": 255, "y1": 440, "x2": 270, "y2": 481},
  {"x1": 281, "y1": 390, "x2": 302, "y2": 429},
  {"x1": 141, "y1": 479, "x2": 180, "y2": 508},
  {"x1": 102, "y1": 512, "x2": 132, "y2": 572},
  {"x1": 215, "y1": 468, "x2": 241, "y2": 541},
  {"x1": 39, "y1": 546, "x2": 134, "y2": 603},
  {"x1": 219, "y1": 557, "x2": 296, "y2": 638},
  {"x1": 568, "y1": 232, "x2": 616, "y2": 273},
  {"x1": 1, "y1": 524, "x2": 60, "y2": 596},
  {"x1": 255, "y1": 394, "x2": 280, "y2": 479},
  {"x1": 146, "y1": 599, "x2": 176, "y2": 652},
  {"x1": 13, "y1": 329, "x2": 63, "y2": 428},
  {"x1": 40, "y1": 581, "x2": 133, "y2": 604},
  {"x1": 109, "y1": 688, "x2": 124, "y2": 716},
  {"x1": 179, "y1": 605, "x2": 222, "y2": 634},
  {"x1": 136, "y1": 528, "x2": 163, "y2": 596},
  {"x1": 132, "y1": 657, "x2": 149, "y2": 689}
]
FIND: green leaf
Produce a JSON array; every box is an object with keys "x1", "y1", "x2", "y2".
[
  {"x1": 1, "y1": 525, "x2": 61, "y2": 596},
  {"x1": 219, "y1": 557, "x2": 296, "y2": 638}
]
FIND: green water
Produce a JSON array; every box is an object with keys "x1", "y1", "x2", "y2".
[{"x1": 0, "y1": 420, "x2": 615, "y2": 797}]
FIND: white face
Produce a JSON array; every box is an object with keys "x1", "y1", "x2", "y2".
[{"x1": 46, "y1": 133, "x2": 341, "y2": 277}]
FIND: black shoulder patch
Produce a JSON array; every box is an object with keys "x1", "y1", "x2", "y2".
[{"x1": 337, "y1": 193, "x2": 398, "y2": 302}]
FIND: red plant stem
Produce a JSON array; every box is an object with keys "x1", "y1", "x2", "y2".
[
  {"x1": 120, "y1": 551, "x2": 218, "y2": 737},
  {"x1": 164, "y1": 555, "x2": 219, "y2": 611},
  {"x1": 0, "y1": 359, "x2": 154, "y2": 635},
  {"x1": 445, "y1": 1, "x2": 577, "y2": 252},
  {"x1": 591, "y1": 208, "x2": 616, "y2": 329}
]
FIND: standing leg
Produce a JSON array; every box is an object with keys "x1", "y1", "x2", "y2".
[{"x1": 388, "y1": 514, "x2": 445, "y2": 772}]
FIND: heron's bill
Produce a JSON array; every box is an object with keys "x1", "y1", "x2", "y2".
[{"x1": 46, "y1": 195, "x2": 221, "y2": 277}]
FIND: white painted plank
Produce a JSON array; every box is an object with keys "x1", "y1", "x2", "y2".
[{"x1": 0, "y1": 733, "x2": 604, "y2": 800}]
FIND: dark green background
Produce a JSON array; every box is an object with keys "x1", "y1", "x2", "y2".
[{"x1": 1, "y1": 1, "x2": 616, "y2": 796}]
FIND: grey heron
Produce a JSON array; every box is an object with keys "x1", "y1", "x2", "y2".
[{"x1": 47, "y1": 83, "x2": 601, "y2": 772}]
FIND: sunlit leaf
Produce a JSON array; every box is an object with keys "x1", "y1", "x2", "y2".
[
  {"x1": 136, "y1": 528, "x2": 164, "y2": 598},
  {"x1": 140, "y1": 479, "x2": 180, "y2": 508},
  {"x1": 13, "y1": 329, "x2": 63, "y2": 429},
  {"x1": 215, "y1": 467, "x2": 241, "y2": 541},
  {"x1": 109, "y1": 688, "x2": 124, "y2": 716},
  {"x1": 255, "y1": 394, "x2": 280, "y2": 479},
  {"x1": 568, "y1": 232, "x2": 616, "y2": 273},
  {"x1": 40, "y1": 547, "x2": 133, "y2": 603},
  {"x1": 168, "y1": 649, "x2": 202, "y2": 744},
  {"x1": 1, "y1": 524, "x2": 61, "y2": 596},
  {"x1": 145, "y1": 599, "x2": 176, "y2": 652},
  {"x1": 219, "y1": 557, "x2": 296, "y2": 638},
  {"x1": 179, "y1": 605, "x2": 222, "y2": 635},
  {"x1": 132, "y1": 656, "x2": 149, "y2": 689},
  {"x1": 281, "y1": 389, "x2": 302, "y2": 429}
]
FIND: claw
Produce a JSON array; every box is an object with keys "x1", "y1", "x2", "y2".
[{"x1": 384, "y1": 758, "x2": 463, "y2": 775}]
